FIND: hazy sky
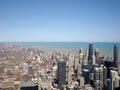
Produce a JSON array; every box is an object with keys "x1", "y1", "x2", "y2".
[{"x1": 0, "y1": 0, "x2": 120, "y2": 42}]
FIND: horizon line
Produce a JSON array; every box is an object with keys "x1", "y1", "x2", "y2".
[{"x1": 0, "y1": 41, "x2": 120, "y2": 43}]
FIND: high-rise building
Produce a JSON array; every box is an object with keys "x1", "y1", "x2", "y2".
[
  {"x1": 79, "y1": 51, "x2": 83, "y2": 64},
  {"x1": 114, "y1": 44, "x2": 119, "y2": 68},
  {"x1": 84, "y1": 49, "x2": 88, "y2": 64},
  {"x1": 82, "y1": 69, "x2": 90, "y2": 85},
  {"x1": 68, "y1": 54, "x2": 74, "y2": 68},
  {"x1": 77, "y1": 64, "x2": 82, "y2": 78},
  {"x1": 92, "y1": 55, "x2": 96, "y2": 65},
  {"x1": 94, "y1": 67, "x2": 103, "y2": 90},
  {"x1": 103, "y1": 66, "x2": 107, "y2": 90},
  {"x1": 88, "y1": 44, "x2": 93, "y2": 64},
  {"x1": 79, "y1": 76, "x2": 84, "y2": 87},
  {"x1": 110, "y1": 70, "x2": 120, "y2": 90},
  {"x1": 58, "y1": 59, "x2": 66, "y2": 89},
  {"x1": 74, "y1": 57, "x2": 79, "y2": 70},
  {"x1": 95, "y1": 48, "x2": 99, "y2": 64},
  {"x1": 67, "y1": 68, "x2": 73, "y2": 86}
]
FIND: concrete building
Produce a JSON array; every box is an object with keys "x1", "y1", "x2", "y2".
[
  {"x1": 95, "y1": 48, "x2": 99, "y2": 64},
  {"x1": 79, "y1": 76, "x2": 84, "y2": 87},
  {"x1": 94, "y1": 67, "x2": 103, "y2": 90},
  {"x1": 68, "y1": 54, "x2": 74, "y2": 68},
  {"x1": 103, "y1": 66, "x2": 107, "y2": 89},
  {"x1": 91, "y1": 55, "x2": 96, "y2": 65},
  {"x1": 110, "y1": 70, "x2": 120, "y2": 90}
]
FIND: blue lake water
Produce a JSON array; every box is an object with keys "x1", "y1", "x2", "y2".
[{"x1": 4, "y1": 42, "x2": 120, "y2": 59}]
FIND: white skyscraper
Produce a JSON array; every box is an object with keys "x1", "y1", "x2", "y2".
[
  {"x1": 110, "y1": 70, "x2": 120, "y2": 90},
  {"x1": 94, "y1": 67, "x2": 103, "y2": 90},
  {"x1": 92, "y1": 55, "x2": 96, "y2": 65}
]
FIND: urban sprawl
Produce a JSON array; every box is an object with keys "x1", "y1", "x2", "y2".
[{"x1": 0, "y1": 43, "x2": 119, "y2": 90}]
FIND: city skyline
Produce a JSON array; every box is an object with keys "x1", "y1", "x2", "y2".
[{"x1": 0, "y1": 0, "x2": 120, "y2": 42}]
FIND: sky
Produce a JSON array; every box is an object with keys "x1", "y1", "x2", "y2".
[{"x1": 0, "y1": 0, "x2": 120, "y2": 42}]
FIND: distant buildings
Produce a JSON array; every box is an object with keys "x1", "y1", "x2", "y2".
[{"x1": 0, "y1": 43, "x2": 119, "y2": 90}]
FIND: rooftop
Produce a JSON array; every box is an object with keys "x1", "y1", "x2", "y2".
[{"x1": 20, "y1": 82, "x2": 38, "y2": 87}]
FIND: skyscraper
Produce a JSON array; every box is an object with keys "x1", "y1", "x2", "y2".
[
  {"x1": 57, "y1": 59, "x2": 66, "y2": 89},
  {"x1": 92, "y1": 55, "x2": 96, "y2": 65},
  {"x1": 94, "y1": 67, "x2": 103, "y2": 90},
  {"x1": 103, "y1": 66, "x2": 107, "y2": 89},
  {"x1": 114, "y1": 44, "x2": 119, "y2": 68},
  {"x1": 95, "y1": 48, "x2": 99, "y2": 64},
  {"x1": 110, "y1": 70, "x2": 120, "y2": 90},
  {"x1": 82, "y1": 69, "x2": 90, "y2": 85},
  {"x1": 88, "y1": 44, "x2": 93, "y2": 64}
]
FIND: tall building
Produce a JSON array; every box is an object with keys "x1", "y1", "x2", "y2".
[
  {"x1": 114, "y1": 44, "x2": 119, "y2": 68},
  {"x1": 94, "y1": 67, "x2": 103, "y2": 90},
  {"x1": 95, "y1": 48, "x2": 99, "y2": 64},
  {"x1": 74, "y1": 57, "x2": 79, "y2": 70},
  {"x1": 82, "y1": 69, "x2": 90, "y2": 85},
  {"x1": 77, "y1": 64, "x2": 82, "y2": 78},
  {"x1": 104, "y1": 60, "x2": 114, "y2": 78},
  {"x1": 67, "y1": 68, "x2": 73, "y2": 86},
  {"x1": 92, "y1": 55, "x2": 96, "y2": 65},
  {"x1": 68, "y1": 54, "x2": 74, "y2": 68},
  {"x1": 57, "y1": 59, "x2": 66, "y2": 89},
  {"x1": 79, "y1": 76, "x2": 84, "y2": 87},
  {"x1": 79, "y1": 50, "x2": 83, "y2": 64},
  {"x1": 84, "y1": 49, "x2": 88, "y2": 64},
  {"x1": 110, "y1": 70, "x2": 120, "y2": 90},
  {"x1": 88, "y1": 44, "x2": 93, "y2": 64},
  {"x1": 103, "y1": 66, "x2": 107, "y2": 89}
]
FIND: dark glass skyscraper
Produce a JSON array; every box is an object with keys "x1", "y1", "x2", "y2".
[
  {"x1": 57, "y1": 59, "x2": 66, "y2": 89},
  {"x1": 88, "y1": 44, "x2": 93, "y2": 64},
  {"x1": 114, "y1": 44, "x2": 119, "y2": 68}
]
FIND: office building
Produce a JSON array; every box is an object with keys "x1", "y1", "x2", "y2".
[
  {"x1": 104, "y1": 60, "x2": 114, "y2": 78},
  {"x1": 58, "y1": 59, "x2": 66, "y2": 89},
  {"x1": 103, "y1": 66, "x2": 107, "y2": 89},
  {"x1": 95, "y1": 48, "x2": 99, "y2": 64},
  {"x1": 92, "y1": 55, "x2": 96, "y2": 65},
  {"x1": 94, "y1": 67, "x2": 103, "y2": 90},
  {"x1": 79, "y1": 76, "x2": 84, "y2": 87},
  {"x1": 68, "y1": 54, "x2": 74, "y2": 68},
  {"x1": 82, "y1": 69, "x2": 90, "y2": 85},
  {"x1": 88, "y1": 44, "x2": 93, "y2": 64},
  {"x1": 110, "y1": 70, "x2": 120, "y2": 90},
  {"x1": 114, "y1": 44, "x2": 119, "y2": 68},
  {"x1": 83, "y1": 49, "x2": 88, "y2": 64}
]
